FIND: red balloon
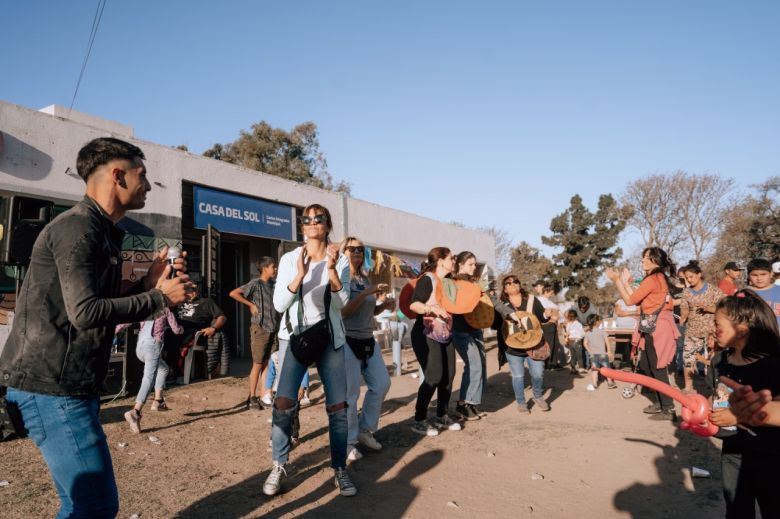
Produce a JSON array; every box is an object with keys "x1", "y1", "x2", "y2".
[{"x1": 599, "y1": 367, "x2": 718, "y2": 437}]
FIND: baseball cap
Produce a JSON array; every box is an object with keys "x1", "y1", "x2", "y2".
[
  {"x1": 723, "y1": 261, "x2": 744, "y2": 271},
  {"x1": 773, "y1": 262, "x2": 780, "y2": 274}
]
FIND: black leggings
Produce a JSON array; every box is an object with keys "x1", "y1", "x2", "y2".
[
  {"x1": 722, "y1": 452, "x2": 780, "y2": 519},
  {"x1": 411, "y1": 322, "x2": 455, "y2": 421},
  {"x1": 638, "y1": 333, "x2": 673, "y2": 410}
]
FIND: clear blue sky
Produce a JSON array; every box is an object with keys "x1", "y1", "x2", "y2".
[{"x1": 3, "y1": 1, "x2": 779, "y2": 258}]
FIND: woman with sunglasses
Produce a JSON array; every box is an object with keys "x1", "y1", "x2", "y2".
[
  {"x1": 408, "y1": 247, "x2": 462, "y2": 436},
  {"x1": 263, "y1": 204, "x2": 357, "y2": 497},
  {"x1": 606, "y1": 247, "x2": 680, "y2": 421},
  {"x1": 340, "y1": 237, "x2": 392, "y2": 461},
  {"x1": 496, "y1": 275, "x2": 551, "y2": 413},
  {"x1": 451, "y1": 251, "x2": 487, "y2": 420}
]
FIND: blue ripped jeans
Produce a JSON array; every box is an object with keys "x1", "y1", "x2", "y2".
[{"x1": 271, "y1": 339, "x2": 348, "y2": 468}]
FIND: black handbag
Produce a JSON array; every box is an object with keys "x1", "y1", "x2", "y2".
[
  {"x1": 286, "y1": 287, "x2": 332, "y2": 366},
  {"x1": 638, "y1": 292, "x2": 668, "y2": 334},
  {"x1": 346, "y1": 336, "x2": 375, "y2": 368}
]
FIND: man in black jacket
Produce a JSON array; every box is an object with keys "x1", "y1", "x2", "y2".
[{"x1": 0, "y1": 137, "x2": 192, "y2": 518}]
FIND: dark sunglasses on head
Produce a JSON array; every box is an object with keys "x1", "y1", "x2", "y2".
[
  {"x1": 301, "y1": 214, "x2": 328, "y2": 225},
  {"x1": 503, "y1": 279, "x2": 520, "y2": 286},
  {"x1": 345, "y1": 245, "x2": 365, "y2": 253}
]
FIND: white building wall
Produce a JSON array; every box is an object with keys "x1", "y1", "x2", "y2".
[{"x1": 0, "y1": 100, "x2": 495, "y2": 268}]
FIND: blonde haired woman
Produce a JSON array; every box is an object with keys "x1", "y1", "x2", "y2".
[{"x1": 340, "y1": 237, "x2": 392, "y2": 461}]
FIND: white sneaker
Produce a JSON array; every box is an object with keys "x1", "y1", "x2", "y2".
[
  {"x1": 261, "y1": 392, "x2": 273, "y2": 406},
  {"x1": 357, "y1": 430, "x2": 382, "y2": 451},
  {"x1": 262, "y1": 461, "x2": 287, "y2": 496},
  {"x1": 347, "y1": 446, "x2": 363, "y2": 462},
  {"x1": 410, "y1": 420, "x2": 439, "y2": 437},
  {"x1": 433, "y1": 415, "x2": 462, "y2": 431},
  {"x1": 124, "y1": 409, "x2": 141, "y2": 434},
  {"x1": 299, "y1": 396, "x2": 311, "y2": 407},
  {"x1": 586, "y1": 384, "x2": 596, "y2": 391}
]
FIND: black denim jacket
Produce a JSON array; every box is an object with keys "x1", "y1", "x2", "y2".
[{"x1": 0, "y1": 196, "x2": 167, "y2": 396}]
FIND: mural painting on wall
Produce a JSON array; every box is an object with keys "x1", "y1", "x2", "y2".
[{"x1": 120, "y1": 235, "x2": 182, "y2": 293}]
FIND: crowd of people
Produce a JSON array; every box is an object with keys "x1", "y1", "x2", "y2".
[{"x1": 0, "y1": 137, "x2": 778, "y2": 518}]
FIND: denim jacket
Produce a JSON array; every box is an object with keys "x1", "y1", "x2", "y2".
[{"x1": 0, "y1": 196, "x2": 167, "y2": 396}]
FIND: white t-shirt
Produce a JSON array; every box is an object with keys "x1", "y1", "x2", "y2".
[
  {"x1": 614, "y1": 299, "x2": 639, "y2": 329},
  {"x1": 538, "y1": 295, "x2": 556, "y2": 310},
  {"x1": 299, "y1": 259, "x2": 329, "y2": 325},
  {"x1": 566, "y1": 320, "x2": 585, "y2": 340}
]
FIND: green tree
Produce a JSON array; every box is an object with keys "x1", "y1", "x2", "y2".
[
  {"x1": 204, "y1": 121, "x2": 351, "y2": 194},
  {"x1": 507, "y1": 241, "x2": 553, "y2": 289},
  {"x1": 542, "y1": 194, "x2": 632, "y2": 298},
  {"x1": 709, "y1": 177, "x2": 780, "y2": 270}
]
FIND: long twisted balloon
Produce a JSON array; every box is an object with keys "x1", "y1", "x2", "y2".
[{"x1": 599, "y1": 367, "x2": 718, "y2": 437}]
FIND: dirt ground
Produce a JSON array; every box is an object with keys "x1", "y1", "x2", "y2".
[{"x1": 1, "y1": 339, "x2": 727, "y2": 519}]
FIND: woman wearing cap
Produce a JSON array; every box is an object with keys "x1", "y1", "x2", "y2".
[
  {"x1": 263, "y1": 203, "x2": 357, "y2": 497},
  {"x1": 679, "y1": 260, "x2": 723, "y2": 393},
  {"x1": 408, "y1": 247, "x2": 462, "y2": 436},
  {"x1": 340, "y1": 236, "x2": 392, "y2": 461},
  {"x1": 451, "y1": 251, "x2": 487, "y2": 421},
  {"x1": 496, "y1": 275, "x2": 550, "y2": 413},
  {"x1": 607, "y1": 247, "x2": 680, "y2": 421}
]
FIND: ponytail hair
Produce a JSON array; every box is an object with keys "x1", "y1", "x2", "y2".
[
  {"x1": 680, "y1": 260, "x2": 702, "y2": 275},
  {"x1": 421, "y1": 247, "x2": 451, "y2": 273}
]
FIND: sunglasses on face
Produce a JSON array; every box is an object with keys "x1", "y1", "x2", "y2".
[
  {"x1": 503, "y1": 279, "x2": 520, "y2": 286},
  {"x1": 345, "y1": 246, "x2": 365, "y2": 254},
  {"x1": 301, "y1": 214, "x2": 328, "y2": 225}
]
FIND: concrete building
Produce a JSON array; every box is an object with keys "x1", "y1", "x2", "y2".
[{"x1": 0, "y1": 100, "x2": 495, "y2": 358}]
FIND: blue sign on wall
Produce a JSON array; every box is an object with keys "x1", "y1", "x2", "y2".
[{"x1": 193, "y1": 186, "x2": 295, "y2": 241}]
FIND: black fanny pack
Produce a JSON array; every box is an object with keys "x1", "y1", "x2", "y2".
[
  {"x1": 346, "y1": 336, "x2": 375, "y2": 367},
  {"x1": 287, "y1": 287, "x2": 332, "y2": 366}
]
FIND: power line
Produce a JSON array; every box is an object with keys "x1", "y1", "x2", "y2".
[{"x1": 68, "y1": 0, "x2": 108, "y2": 114}]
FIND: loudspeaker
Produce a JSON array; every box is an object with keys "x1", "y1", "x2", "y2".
[
  {"x1": 102, "y1": 353, "x2": 128, "y2": 401},
  {"x1": 0, "y1": 196, "x2": 54, "y2": 265}
]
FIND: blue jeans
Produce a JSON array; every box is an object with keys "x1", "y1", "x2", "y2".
[
  {"x1": 6, "y1": 388, "x2": 119, "y2": 518},
  {"x1": 452, "y1": 330, "x2": 486, "y2": 405},
  {"x1": 505, "y1": 354, "x2": 545, "y2": 404},
  {"x1": 135, "y1": 337, "x2": 169, "y2": 406},
  {"x1": 271, "y1": 339, "x2": 348, "y2": 468},
  {"x1": 344, "y1": 340, "x2": 391, "y2": 446},
  {"x1": 266, "y1": 348, "x2": 309, "y2": 391}
]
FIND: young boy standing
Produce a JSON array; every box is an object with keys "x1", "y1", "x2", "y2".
[
  {"x1": 583, "y1": 314, "x2": 617, "y2": 391},
  {"x1": 746, "y1": 258, "x2": 780, "y2": 327},
  {"x1": 229, "y1": 257, "x2": 279, "y2": 410},
  {"x1": 565, "y1": 309, "x2": 586, "y2": 374}
]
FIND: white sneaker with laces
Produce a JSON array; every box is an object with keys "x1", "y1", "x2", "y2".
[
  {"x1": 586, "y1": 384, "x2": 596, "y2": 391},
  {"x1": 358, "y1": 430, "x2": 382, "y2": 450},
  {"x1": 263, "y1": 461, "x2": 287, "y2": 496},
  {"x1": 434, "y1": 415, "x2": 462, "y2": 431},
  {"x1": 347, "y1": 446, "x2": 363, "y2": 462}
]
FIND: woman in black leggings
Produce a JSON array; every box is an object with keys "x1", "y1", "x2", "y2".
[{"x1": 408, "y1": 247, "x2": 462, "y2": 436}]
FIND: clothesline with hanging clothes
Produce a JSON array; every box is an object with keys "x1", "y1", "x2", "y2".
[{"x1": 362, "y1": 247, "x2": 420, "y2": 279}]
